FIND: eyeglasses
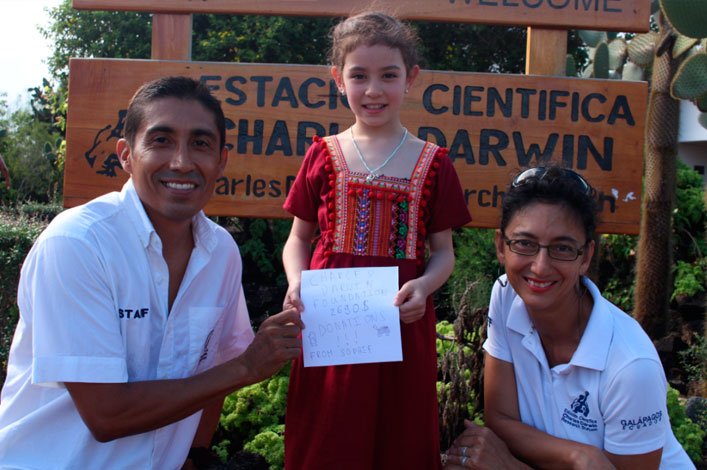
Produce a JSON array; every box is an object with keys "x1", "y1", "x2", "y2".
[
  {"x1": 511, "y1": 167, "x2": 592, "y2": 195},
  {"x1": 503, "y1": 238, "x2": 586, "y2": 261}
]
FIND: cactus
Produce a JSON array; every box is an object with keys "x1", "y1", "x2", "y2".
[
  {"x1": 660, "y1": 0, "x2": 707, "y2": 119},
  {"x1": 575, "y1": 1, "x2": 707, "y2": 341},
  {"x1": 671, "y1": 53, "x2": 707, "y2": 110},
  {"x1": 565, "y1": 54, "x2": 577, "y2": 77},
  {"x1": 578, "y1": 1, "x2": 706, "y2": 127},
  {"x1": 673, "y1": 36, "x2": 699, "y2": 58},
  {"x1": 592, "y1": 42, "x2": 610, "y2": 79},
  {"x1": 622, "y1": 62, "x2": 645, "y2": 81},
  {"x1": 578, "y1": 30, "x2": 607, "y2": 48},
  {"x1": 608, "y1": 38, "x2": 628, "y2": 72},
  {"x1": 660, "y1": 0, "x2": 707, "y2": 39},
  {"x1": 627, "y1": 32, "x2": 659, "y2": 66}
]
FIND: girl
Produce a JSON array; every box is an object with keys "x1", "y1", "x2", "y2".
[
  {"x1": 281, "y1": 11, "x2": 471, "y2": 470},
  {"x1": 444, "y1": 166, "x2": 694, "y2": 470}
]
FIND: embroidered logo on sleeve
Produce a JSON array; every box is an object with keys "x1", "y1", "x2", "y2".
[
  {"x1": 118, "y1": 307, "x2": 149, "y2": 319},
  {"x1": 561, "y1": 391, "x2": 598, "y2": 431},
  {"x1": 620, "y1": 411, "x2": 663, "y2": 431},
  {"x1": 199, "y1": 329, "x2": 215, "y2": 364}
]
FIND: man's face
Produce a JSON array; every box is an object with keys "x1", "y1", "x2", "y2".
[{"x1": 117, "y1": 97, "x2": 227, "y2": 229}]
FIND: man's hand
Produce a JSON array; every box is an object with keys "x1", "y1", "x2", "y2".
[{"x1": 237, "y1": 308, "x2": 304, "y2": 384}]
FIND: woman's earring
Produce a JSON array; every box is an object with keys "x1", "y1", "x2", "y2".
[
  {"x1": 339, "y1": 88, "x2": 346, "y2": 96},
  {"x1": 405, "y1": 88, "x2": 409, "y2": 94}
]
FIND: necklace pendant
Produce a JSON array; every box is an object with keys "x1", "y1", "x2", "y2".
[{"x1": 366, "y1": 173, "x2": 376, "y2": 183}]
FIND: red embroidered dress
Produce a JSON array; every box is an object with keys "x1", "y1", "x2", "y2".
[{"x1": 283, "y1": 135, "x2": 471, "y2": 470}]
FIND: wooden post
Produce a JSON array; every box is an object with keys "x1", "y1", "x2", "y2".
[
  {"x1": 525, "y1": 28, "x2": 567, "y2": 76},
  {"x1": 151, "y1": 13, "x2": 193, "y2": 60}
]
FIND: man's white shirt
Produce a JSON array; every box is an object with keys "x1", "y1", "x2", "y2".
[{"x1": 0, "y1": 180, "x2": 255, "y2": 469}]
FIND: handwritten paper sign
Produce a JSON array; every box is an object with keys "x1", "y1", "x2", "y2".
[{"x1": 300, "y1": 267, "x2": 401, "y2": 367}]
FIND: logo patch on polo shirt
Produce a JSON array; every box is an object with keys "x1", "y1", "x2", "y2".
[
  {"x1": 620, "y1": 411, "x2": 663, "y2": 431},
  {"x1": 118, "y1": 307, "x2": 149, "y2": 319},
  {"x1": 561, "y1": 391, "x2": 598, "y2": 431}
]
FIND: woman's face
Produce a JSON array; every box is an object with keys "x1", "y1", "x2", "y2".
[{"x1": 495, "y1": 202, "x2": 594, "y2": 317}]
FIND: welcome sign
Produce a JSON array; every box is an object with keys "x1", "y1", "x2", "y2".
[
  {"x1": 65, "y1": 58, "x2": 647, "y2": 233},
  {"x1": 72, "y1": 0, "x2": 649, "y2": 31}
]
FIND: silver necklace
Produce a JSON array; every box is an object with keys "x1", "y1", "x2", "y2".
[{"x1": 350, "y1": 127, "x2": 408, "y2": 183}]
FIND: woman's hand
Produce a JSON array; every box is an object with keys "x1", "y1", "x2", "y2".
[{"x1": 444, "y1": 420, "x2": 530, "y2": 470}]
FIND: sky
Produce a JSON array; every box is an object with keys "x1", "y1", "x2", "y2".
[{"x1": 0, "y1": 0, "x2": 63, "y2": 109}]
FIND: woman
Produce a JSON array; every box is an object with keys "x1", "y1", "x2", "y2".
[{"x1": 445, "y1": 166, "x2": 694, "y2": 469}]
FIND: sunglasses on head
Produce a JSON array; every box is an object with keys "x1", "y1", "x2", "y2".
[{"x1": 511, "y1": 167, "x2": 593, "y2": 195}]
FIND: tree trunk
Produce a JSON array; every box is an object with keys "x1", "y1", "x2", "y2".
[{"x1": 633, "y1": 18, "x2": 681, "y2": 338}]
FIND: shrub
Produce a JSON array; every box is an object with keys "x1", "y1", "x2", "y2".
[
  {"x1": 438, "y1": 228, "x2": 498, "y2": 322},
  {"x1": 679, "y1": 334, "x2": 707, "y2": 396},
  {"x1": 0, "y1": 213, "x2": 46, "y2": 383},
  {"x1": 666, "y1": 387, "x2": 706, "y2": 463},
  {"x1": 216, "y1": 364, "x2": 290, "y2": 465},
  {"x1": 243, "y1": 424, "x2": 285, "y2": 470},
  {"x1": 598, "y1": 234, "x2": 638, "y2": 312}
]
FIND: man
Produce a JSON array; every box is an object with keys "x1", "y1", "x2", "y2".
[{"x1": 0, "y1": 76, "x2": 303, "y2": 468}]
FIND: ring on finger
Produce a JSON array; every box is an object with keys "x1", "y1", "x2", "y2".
[
  {"x1": 460, "y1": 446, "x2": 468, "y2": 457},
  {"x1": 460, "y1": 455, "x2": 469, "y2": 466}
]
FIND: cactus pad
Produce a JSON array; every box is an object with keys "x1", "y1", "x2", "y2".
[{"x1": 660, "y1": 0, "x2": 707, "y2": 38}]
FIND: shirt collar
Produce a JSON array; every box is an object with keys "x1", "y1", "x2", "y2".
[
  {"x1": 506, "y1": 292, "x2": 533, "y2": 336},
  {"x1": 570, "y1": 277, "x2": 613, "y2": 371},
  {"x1": 120, "y1": 179, "x2": 218, "y2": 253},
  {"x1": 505, "y1": 276, "x2": 613, "y2": 371}
]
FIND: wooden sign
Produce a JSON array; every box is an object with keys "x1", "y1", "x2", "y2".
[
  {"x1": 65, "y1": 58, "x2": 647, "y2": 233},
  {"x1": 72, "y1": 0, "x2": 650, "y2": 32}
]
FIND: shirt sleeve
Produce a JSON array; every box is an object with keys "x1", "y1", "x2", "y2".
[
  {"x1": 283, "y1": 137, "x2": 327, "y2": 222},
  {"x1": 482, "y1": 277, "x2": 513, "y2": 363},
  {"x1": 22, "y1": 235, "x2": 129, "y2": 386},
  {"x1": 427, "y1": 148, "x2": 472, "y2": 233},
  {"x1": 601, "y1": 358, "x2": 670, "y2": 455}
]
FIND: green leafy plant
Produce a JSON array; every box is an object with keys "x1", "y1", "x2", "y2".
[
  {"x1": 243, "y1": 424, "x2": 285, "y2": 470},
  {"x1": 215, "y1": 363, "x2": 290, "y2": 464},
  {"x1": 439, "y1": 228, "x2": 498, "y2": 322},
  {"x1": 672, "y1": 260, "x2": 706, "y2": 300},
  {"x1": 679, "y1": 334, "x2": 707, "y2": 395},
  {"x1": 598, "y1": 234, "x2": 638, "y2": 312},
  {"x1": 666, "y1": 386, "x2": 706, "y2": 463},
  {"x1": 219, "y1": 364, "x2": 289, "y2": 442},
  {"x1": 436, "y1": 280, "x2": 487, "y2": 450}
]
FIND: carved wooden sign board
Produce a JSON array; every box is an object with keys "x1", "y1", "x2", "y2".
[
  {"x1": 72, "y1": 0, "x2": 650, "y2": 32},
  {"x1": 65, "y1": 0, "x2": 650, "y2": 234}
]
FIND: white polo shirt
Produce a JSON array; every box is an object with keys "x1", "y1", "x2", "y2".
[
  {"x1": 483, "y1": 276, "x2": 694, "y2": 469},
  {"x1": 0, "y1": 180, "x2": 255, "y2": 469}
]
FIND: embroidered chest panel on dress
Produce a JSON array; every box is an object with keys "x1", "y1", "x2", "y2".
[{"x1": 323, "y1": 136, "x2": 439, "y2": 260}]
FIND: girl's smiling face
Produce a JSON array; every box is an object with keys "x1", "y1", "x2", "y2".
[
  {"x1": 495, "y1": 202, "x2": 594, "y2": 318},
  {"x1": 332, "y1": 44, "x2": 419, "y2": 132}
]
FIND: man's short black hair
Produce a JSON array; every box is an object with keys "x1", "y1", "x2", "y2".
[{"x1": 124, "y1": 76, "x2": 226, "y2": 149}]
